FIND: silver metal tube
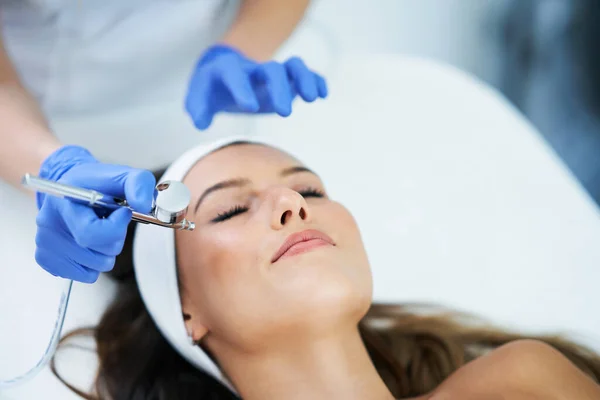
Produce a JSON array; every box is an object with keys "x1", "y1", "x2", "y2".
[
  {"x1": 21, "y1": 174, "x2": 195, "y2": 231},
  {"x1": 22, "y1": 174, "x2": 105, "y2": 205},
  {"x1": 131, "y1": 211, "x2": 195, "y2": 230}
]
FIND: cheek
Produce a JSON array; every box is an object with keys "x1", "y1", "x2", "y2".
[
  {"x1": 329, "y1": 203, "x2": 371, "y2": 267},
  {"x1": 269, "y1": 204, "x2": 373, "y2": 320},
  {"x1": 325, "y1": 205, "x2": 372, "y2": 300},
  {"x1": 177, "y1": 226, "x2": 268, "y2": 329}
]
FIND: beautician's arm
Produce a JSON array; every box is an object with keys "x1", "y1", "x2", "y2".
[
  {"x1": 0, "y1": 26, "x2": 61, "y2": 193},
  {"x1": 220, "y1": 0, "x2": 311, "y2": 61}
]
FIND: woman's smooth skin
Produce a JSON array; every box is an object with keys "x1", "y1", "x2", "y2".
[
  {"x1": 177, "y1": 143, "x2": 390, "y2": 400},
  {"x1": 175, "y1": 143, "x2": 600, "y2": 400},
  {"x1": 429, "y1": 340, "x2": 600, "y2": 399}
]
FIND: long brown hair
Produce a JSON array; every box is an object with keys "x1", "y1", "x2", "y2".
[{"x1": 52, "y1": 182, "x2": 600, "y2": 399}]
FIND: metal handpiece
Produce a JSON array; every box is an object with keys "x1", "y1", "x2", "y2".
[
  {"x1": 0, "y1": 175, "x2": 195, "y2": 389},
  {"x1": 21, "y1": 174, "x2": 195, "y2": 231}
]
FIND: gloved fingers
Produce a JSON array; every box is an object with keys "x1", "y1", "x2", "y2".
[
  {"x1": 35, "y1": 226, "x2": 117, "y2": 272},
  {"x1": 254, "y1": 62, "x2": 293, "y2": 117},
  {"x1": 220, "y1": 63, "x2": 260, "y2": 112},
  {"x1": 186, "y1": 69, "x2": 214, "y2": 130},
  {"x1": 59, "y1": 202, "x2": 132, "y2": 255},
  {"x1": 285, "y1": 57, "x2": 318, "y2": 102},
  {"x1": 35, "y1": 247, "x2": 100, "y2": 283},
  {"x1": 315, "y1": 72, "x2": 328, "y2": 98},
  {"x1": 60, "y1": 163, "x2": 155, "y2": 214},
  {"x1": 121, "y1": 169, "x2": 156, "y2": 213}
]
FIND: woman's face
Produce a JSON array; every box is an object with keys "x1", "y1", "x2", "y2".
[{"x1": 177, "y1": 143, "x2": 372, "y2": 351}]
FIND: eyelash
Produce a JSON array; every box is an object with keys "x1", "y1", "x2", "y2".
[{"x1": 211, "y1": 187, "x2": 325, "y2": 223}]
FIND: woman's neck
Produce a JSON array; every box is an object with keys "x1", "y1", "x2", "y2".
[{"x1": 215, "y1": 327, "x2": 395, "y2": 400}]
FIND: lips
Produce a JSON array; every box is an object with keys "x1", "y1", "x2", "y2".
[{"x1": 271, "y1": 229, "x2": 335, "y2": 263}]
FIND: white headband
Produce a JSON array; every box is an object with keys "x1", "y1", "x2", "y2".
[{"x1": 133, "y1": 135, "x2": 263, "y2": 393}]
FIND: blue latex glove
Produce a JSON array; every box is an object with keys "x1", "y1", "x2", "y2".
[
  {"x1": 34, "y1": 145, "x2": 156, "y2": 283},
  {"x1": 185, "y1": 45, "x2": 328, "y2": 130}
]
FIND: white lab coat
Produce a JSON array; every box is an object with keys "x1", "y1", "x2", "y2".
[{"x1": 0, "y1": 0, "x2": 243, "y2": 169}]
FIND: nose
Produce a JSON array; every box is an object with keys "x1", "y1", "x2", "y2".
[{"x1": 267, "y1": 187, "x2": 310, "y2": 230}]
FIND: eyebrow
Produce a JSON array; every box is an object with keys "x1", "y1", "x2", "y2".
[{"x1": 193, "y1": 166, "x2": 316, "y2": 214}]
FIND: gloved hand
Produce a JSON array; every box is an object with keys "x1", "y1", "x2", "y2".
[
  {"x1": 185, "y1": 44, "x2": 328, "y2": 130},
  {"x1": 34, "y1": 145, "x2": 156, "y2": 283}
]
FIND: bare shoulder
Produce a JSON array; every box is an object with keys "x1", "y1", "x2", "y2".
[{"x1": 425, "y1": 339, "x2": 600, "y2": 400}]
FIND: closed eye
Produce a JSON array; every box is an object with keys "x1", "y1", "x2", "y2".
[
  {"x1": 211, "y1": 205, "x2": 249, "y2": 223},
  {"x1": 298, "y1": 187, "x2": 325, "y2": 198},
  {"x1": 211, "y1": 186, "x2": 325, "y2": 223}
]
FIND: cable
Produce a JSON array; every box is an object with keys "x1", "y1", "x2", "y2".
[{"x1": 0, "y1": 280, "x2": 73, "y2": 389}]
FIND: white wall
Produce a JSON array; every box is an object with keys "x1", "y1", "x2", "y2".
[{"x1": 305, "y1": 0, "x2": 508, "y2": 85}]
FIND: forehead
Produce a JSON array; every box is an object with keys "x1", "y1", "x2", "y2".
[{"x1": 183, "y1": 143, "x2": 302, "y2": 192}]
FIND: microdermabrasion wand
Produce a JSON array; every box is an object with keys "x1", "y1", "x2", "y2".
[
  {"x1": 0, "y1": 175, "x2": 195, "y2": 389},
  {"x1": 21, "y1": 174, "x2": 196, "y2": 231}
]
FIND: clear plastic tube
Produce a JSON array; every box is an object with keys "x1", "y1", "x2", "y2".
[{"x1": 0, "y1": 279, "x2": 73, "y2": 389}]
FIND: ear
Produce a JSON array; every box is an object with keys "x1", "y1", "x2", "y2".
[
  {"x1": 180, "y1": 282, "x2": 209, "y2": 342},
  {"x1": 182, "y1": 309, "x2": 209, "y2": 343}
]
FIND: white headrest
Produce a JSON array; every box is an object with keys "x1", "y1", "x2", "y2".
[{"x1": 133, "y1": 135, "x2": 264, "y2": 393}]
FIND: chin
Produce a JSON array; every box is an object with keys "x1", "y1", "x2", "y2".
[
  {"x1": 292, "y1": 272, "x2": 373, "y2": 333},
  {"x1": 233, "y1": 275, "x2": 372, "y2": 348},
  {"x1": 269, "y1": 249, "x2": 373, "y2": 330}
]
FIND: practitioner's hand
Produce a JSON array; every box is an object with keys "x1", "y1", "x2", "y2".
[
  {"x1": 185, "y1": 44, "x2": 328, "y2": 130},
  {"x1": 34, "y1": 145, "x2": 155, "y2": 283}
]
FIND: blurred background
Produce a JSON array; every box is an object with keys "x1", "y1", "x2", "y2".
[{"x1": 306, "y1": 0, "x2": 600, "y2": 205}]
